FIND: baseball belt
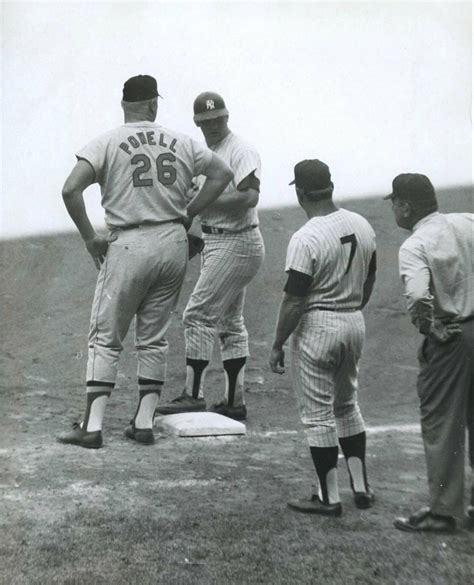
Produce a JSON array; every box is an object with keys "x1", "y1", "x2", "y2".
[
  {"x1": 115, "y1": 219, "x2": 183, "y2": 231},
  {"x1": 201, "y1": 224, "x2": 258, "y2": 235},
  {"x1": 311, "y1": 306, "x2": 359, "y2": 312}
]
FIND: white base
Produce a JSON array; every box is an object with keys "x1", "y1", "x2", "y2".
[{"x1": 154, "y1": 412, "x2": 246, "y2": 437}]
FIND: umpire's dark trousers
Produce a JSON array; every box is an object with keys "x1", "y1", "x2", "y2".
[{"x1": 417, "y1": 319, "x2": 474, "y2": 518}]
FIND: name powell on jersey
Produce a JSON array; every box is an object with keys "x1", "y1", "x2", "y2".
[
  {"x1": 118, "y1": 131, "x2": 177, "y2": 156},
  {"x1": 206, "y1": 100, "x2": 215, "y2": 110}
]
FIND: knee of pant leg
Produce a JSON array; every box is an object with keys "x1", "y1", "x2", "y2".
[
  {"x1": 334, "y1": 402, "x2": 358, "y2": 420},
  {"x1": 183, "y1": 306, "x2": 218, "y2": 329},
  {"x1": 305, "y1": 422, "x2": 338, "y2": 448},
  {"x1": 302, "y1": 407, "x2": 334, "y2": 427}
]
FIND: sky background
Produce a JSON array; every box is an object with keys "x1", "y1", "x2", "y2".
[{"x1": 1, "y1": 0, "x2": 472, "y2": 238}]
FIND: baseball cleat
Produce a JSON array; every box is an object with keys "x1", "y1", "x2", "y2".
[
  {"x1": 154, "y1": 393, "x2": 206, "y2": 415},
  {"x1": 209, "y1": 402, "x2": 247, "y2": 421},
  {"x1": 287, "y1": 495, "x2": 342, "y2": 517},
  {"x1": 466, "y1": 505, "x2": 474, "y2": 526},
  {"x1": 354, "y1": 486, "x2": 375, "y2": 509},
  {"x1": 57, "y1": 422, "x2": 103, "y2": 449},
  {"x1": 124, "y1": 421, "x2": 155, "y2": 445},
  {"x1": 394, "y1": 507, "x2": 456, "y2": 533}
]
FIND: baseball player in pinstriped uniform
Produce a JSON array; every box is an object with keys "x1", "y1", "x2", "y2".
[
  {"x1": 156, "y1": 92, "x2": 265, "y2": 421},
  {"x1": 269, "y1": 159, "x2": 377, "y2": 516},
  {"x1": 57, "y1": 75, "x2": 233, "y2": 449}
]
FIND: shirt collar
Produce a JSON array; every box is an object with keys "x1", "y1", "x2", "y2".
[
  {"x1": 412, "y1": 211, "x2": 440, "y2": 232},
  {"x1": 210, "y1": 131, "x2": 232, "y2": 151}
]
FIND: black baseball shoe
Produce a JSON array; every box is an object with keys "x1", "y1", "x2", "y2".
[
  {"x1": 394, "y1": 507, "x2": 457, "y2": 533},
  {"x1": 353, "y1": 486, "x2": 376, "y2": 509},
  {"x1": 467, "y1": 487, "x2": 474, "y2": 526},
  {"x1": 124, "y1": 421, "x2": 154, "y2": 445},
  {"x1": 209, "y1": 402, "x2": 247, "y2": 421},
  {"x1": 287, "y1": 495, "x2": 342, "y2": 517},
  {"x1": 154, "y1": 393, "x2": 206, "y2": 415},
  {"x1": 57, "y1": 422, "x2": 103, "y2": 449}
]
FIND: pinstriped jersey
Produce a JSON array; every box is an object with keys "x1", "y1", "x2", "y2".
[
  {"x1": 76, "y1": 121, "x2": 213, "y2": 228},
  {"x1": 285, "y1": 209, "x2": 376, "y2": 310},
  {"x1": 196, "y1": 132, "x2": 261, "y2": 231}
]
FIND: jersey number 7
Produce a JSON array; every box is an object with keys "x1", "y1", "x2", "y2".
[{"x1": 340, "y1": 234, "x2": 357, "y2": 274}]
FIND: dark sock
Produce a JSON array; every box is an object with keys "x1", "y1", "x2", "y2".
[
  {"x1": 223, "y1": 357, "x2": 246, "y2": 407},
  {"x1": 310, "y1": 446, "x2": 339, "y2": 504},
  {"x1": 339, "y1": 432, "x2": 368, "y2": 492},
  {"x1": 186, "y1": 358, "x2": 209, "y2": 399}
]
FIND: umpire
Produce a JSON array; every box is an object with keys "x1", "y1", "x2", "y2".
[{"x1": 386, "y1": 174, "x2": 474, "y2": 533}]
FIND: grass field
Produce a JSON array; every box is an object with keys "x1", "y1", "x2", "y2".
[{"x1": 1, "y1": 188, "x2": 473, "y2": 584}]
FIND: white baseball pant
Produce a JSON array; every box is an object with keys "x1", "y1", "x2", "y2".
[
  {"x1": 183, "y1": 228, "x2": 265, "y2": 361},
  {"x1": 290, "y1": 310, "x2": 367, "y2": 448},
  {"x1": 87, "y1": 223, "x2": 188, "y2": 384}
]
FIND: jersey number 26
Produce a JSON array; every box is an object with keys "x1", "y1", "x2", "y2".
[{"x1": 131, "y1": 153, "x2": 177, "y2": 187}]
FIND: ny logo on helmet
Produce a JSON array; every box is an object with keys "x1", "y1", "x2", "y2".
[{"x1": 206, "y1": 100, "x2": 215, "y2": 110}]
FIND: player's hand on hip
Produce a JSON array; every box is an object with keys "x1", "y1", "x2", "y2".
[
  {"x1": 84, "y1": 233, "x2": 116, "y2": 270},
  {"x1": 428, "y1": 319, "x2": 462, "y2": 343},
  {"x1": 269, "y1": 346, "x2": 285, "y2": 374}
]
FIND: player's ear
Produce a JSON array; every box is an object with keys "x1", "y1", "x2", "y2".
[
  {"x1": 401, "y1": 200, "x2": 412, "y2": 218},
  {"x1": 150, "y1": 98, "x2": 158, "y2": 117}
]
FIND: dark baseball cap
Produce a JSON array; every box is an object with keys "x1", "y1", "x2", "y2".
[
  {"x1": 384, "y1": 173, "x2": 436, "y2": 203},
  {"x1": 193, "y1": 92, "x2": 229, "y2": 122},
  {"x1": 122, "y1": 75, "x2": 162, "y2": 102},
  {"x1": 290, "y1": 159, "x2": 332, "y2": 191}
]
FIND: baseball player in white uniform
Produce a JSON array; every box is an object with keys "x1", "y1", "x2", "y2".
[
  {"x1": 156, "y1": 92, "x2": 265, "y2": 421},
  {"x1": 57, "y1": 75, "x2": 233, "y2": 449},
  {"x1": 269, "y1": 159, "x2": 377, "y2": 516}
]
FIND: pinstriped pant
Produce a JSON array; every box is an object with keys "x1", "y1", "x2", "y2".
[
  {"x1": 183, "y1": 228, "x2": 265, "y2": 361},
  {"x1": 87, "y1": 223, "x2": 188, "y2": 384},
  {"x1": 290, "y1": 310, "x2": 366, "y2": 448}
]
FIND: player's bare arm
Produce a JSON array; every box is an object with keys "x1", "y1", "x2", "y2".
[
  {"x1": 62, "y1": 159, "x2": 111, "y2": 269},
  {"x1": 269, "y1": 292, "x2": 306, "y2": 374},
  {"x1": 186, "y1": 152, "x2": 233, "y2": 221},
  {"x1": 207, "y1": 172, "x2": 260, "y2": 212}
]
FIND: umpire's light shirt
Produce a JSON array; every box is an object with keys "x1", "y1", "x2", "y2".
[{"x1": 398, "y1": 211, "x2": 474, "y2": 331}]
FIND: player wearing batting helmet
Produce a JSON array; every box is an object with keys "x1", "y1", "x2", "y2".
[
  {"x1": 57, "y1": 75, "x2": 233, "y2": 449},
  {"x1": 156, "y1": 91, "x2": 265, "y2": 421},
  {"x1": 269, "y1": 159, "x2": 377, "y2": 516},
  {"x1": 387, "y1": 174, "x2": 474, "y2": 533}
]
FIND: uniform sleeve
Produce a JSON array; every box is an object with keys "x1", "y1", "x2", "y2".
[
  {"x1": 190, "y1": 139, "x2": 214, "y2": 177},
  {"x1": 76, "y1": 134, "x2": 110, "y2": 184},
  {"x1": 399, "y1": 244, "x2": 434, "y2": 333},
  {"x1": 285, "y1": 235, "x2": 313, "y2": 276},
  {"x1": 232, "y1": 146, "x2": 261, "y2": 186}
]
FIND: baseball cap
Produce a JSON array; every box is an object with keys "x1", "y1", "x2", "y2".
[
  {"x1": 289, "y1": 159, "x2": 332, "y2": 191},
  {"x1": 122, "y1": 75, "x2": 162, "y2": 102},
  {"x1": 193, "y1": 92, "x2": 229, "y2": 122},
  {"x1": 384, "y1": 173, "x2": 436, "y2": 204}
]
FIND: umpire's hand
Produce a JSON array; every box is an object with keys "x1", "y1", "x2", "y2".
[
  {"x1": 428, "y1": 319, "x2": 462, "y2": 343},
  {"x1": 269, "y1": 346, "x2": 285, "y2": 374}
]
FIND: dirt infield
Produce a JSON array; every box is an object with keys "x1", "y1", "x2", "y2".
[{"x1": 1, "y1": 189, "x2": 473, "y2": 584}]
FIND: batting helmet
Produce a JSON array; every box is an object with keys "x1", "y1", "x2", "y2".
[{"x1": 193, "y1": 92, "x2": 229, "y2": 123}]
